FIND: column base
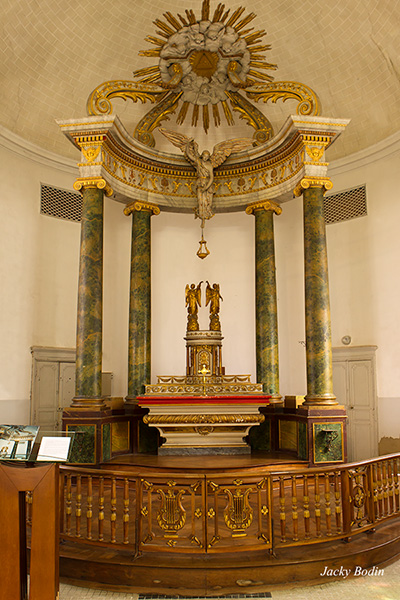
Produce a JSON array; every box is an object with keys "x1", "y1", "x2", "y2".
[
  {"x1": 267, "y1": 393, "x2": 284, "y2": 405},
  {"x1": 63, "y1": 402, "x2": 112, "y2": 465},
  {"x1": 298, "y1": 404, "x2": 347, "y2": 465},
  {"x1": 302, "y1": 393, "x2": 337, "y2": 407},
  {"x1": 69, "y1": 396, "x2": 109, "y2": 411}
]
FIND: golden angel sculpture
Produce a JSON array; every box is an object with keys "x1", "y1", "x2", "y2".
[
  {"x1": 159, "y1": 128, "x2": 253, "y2": 222},
  {"x1": 206, "y1": 281, "x2": 223, "y2": 331},
  {"x1": 185, "y1": 281, "x2": 203, "y2": 331}
]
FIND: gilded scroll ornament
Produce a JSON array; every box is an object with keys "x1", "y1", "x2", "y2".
[
  {"x1": 293, "y1": 177, "x2": 333, "y2": 197},
  {"x1": 123, "y1": 200, "x2": 160, "y2": 216},
  {"x1": 245, "y1": 200, "x2": 282, "y2": 216},
  {"x1": 86, "y1": 80, "x2": 165, "y2": 116},
  {"x1": 245, "y1": 81, "x2": 321, "y2": 116},
  {"x1": 73, "y1": 177, "x2": 113, "y2": 197}
]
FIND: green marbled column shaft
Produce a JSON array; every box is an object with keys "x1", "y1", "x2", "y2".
[
  {"x1": 303, "y1": 187, "x2": 336, "y2": 403},
  {"x1": 255, "y1": 208, "x2": 280, "y2": 396},
  {"x1": 75, "y1": 187, "x2": 103, "y2": 399},
  {"x1": 128, "y1": 209, "x2": 152, "y2": 398}
]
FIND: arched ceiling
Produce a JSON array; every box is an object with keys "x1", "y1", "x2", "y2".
[{"x1": 1, "y1": 0, "x2": 399, "y2": 162}]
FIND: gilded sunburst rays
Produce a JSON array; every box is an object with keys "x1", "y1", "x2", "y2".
[{"x1": 135, "y1": 0, "x2": 277, "y2": 132}]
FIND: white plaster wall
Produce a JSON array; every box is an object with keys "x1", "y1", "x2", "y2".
[
  {"x1": 0, "y1": 142, "x2": 79, "y2": 424},
  {"x1": 1, "y1": 130, "x2": 400, "y2": 446},
  {"x1": 328, "y1": 147, "x2": 400, "y2": 442},
  {"x1": 274, "y1": 141, "x2": 400, "y2": 441},
  {"x1": 151, "y1": 211, "x2": 256, "y2": 380}
]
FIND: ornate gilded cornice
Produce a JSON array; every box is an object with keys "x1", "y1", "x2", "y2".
[
  {"x1": 245, "y1": 200, "x2": 282, "y2": 216},
  {"x1": 123, "y1": 200, "x2": 160, "y2": 216},
  {"x1": 58, "y1": 114, "x2": 349, "y2": 210},
  {"x1": 143, "y1": 414, "x2": 265, "y2": 425},
  {"x1": 73, "y1": 177, "x2": 113, "y2": 197},
  {"x1": 293, "y1": 177, "x2": 333, "y2": 197}
]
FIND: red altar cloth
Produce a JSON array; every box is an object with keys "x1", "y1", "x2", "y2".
[{"x1": 137, "y1": 395, "x2": 271, "y2": 406}]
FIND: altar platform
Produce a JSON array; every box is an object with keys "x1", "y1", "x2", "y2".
[{"x1": 102, "y1": 449, "x2": 307, "y2": 472}]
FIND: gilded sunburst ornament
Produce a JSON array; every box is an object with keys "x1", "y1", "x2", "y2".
[{"x1": 135, "y1": 0, "x2": 277, "y2": 132}]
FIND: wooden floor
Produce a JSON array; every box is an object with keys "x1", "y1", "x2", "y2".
[{"x1": 60, "y1": 518, "x2": 400, "y2": 594}]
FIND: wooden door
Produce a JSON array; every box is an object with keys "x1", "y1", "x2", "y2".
[
  {"x1": 332, "y1": 346, "x2": 378, "y2": 462},
  {"x1": 32, "y1": 361, "x2": 59, "y2": 430}
]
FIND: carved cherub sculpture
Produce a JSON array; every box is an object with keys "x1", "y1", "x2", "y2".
[{"x1": 159, "y1": 128, "x2": 253, "y2": 222}]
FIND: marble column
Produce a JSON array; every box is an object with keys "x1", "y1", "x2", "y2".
[
  {"x1": 246, "y1": 200, "x2": 282, "y2": 402},
  {"x1": 73, "y1": 185, "x2": 105, "y2": 408},
  {"x1": 301, "y1": 185, "x2": 337, "y2": 405},
  {"x1": 124, "y1": 201, "x2": 160, "y2": 401}
]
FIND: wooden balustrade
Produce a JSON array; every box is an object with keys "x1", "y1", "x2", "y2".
[{"x1": 55, "y1": 455, "x2": 400, "y2": 555}]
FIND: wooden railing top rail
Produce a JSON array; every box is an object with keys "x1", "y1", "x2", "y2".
[
  {"x1": 60, "y1": 453, "x2": 400, "y2": 480},
  {"x1": 270, "y1": 453, "x2": 400, "y2": 478}
]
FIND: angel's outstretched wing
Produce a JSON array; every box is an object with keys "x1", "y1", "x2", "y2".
[
  {"x1": 158, "y1": 127, "x2": 199, "y2": 165},
  {"x1": 196, "y1": 285, "x2": 202, "y2": 306},
  {"x1": 185, "y1": 284, "x2": 190, "y2": 306},
  {"x1": 205, "y1": 282, "x2": 211, "y2": 306},
  {"x1": 210, "y1": 138, "x2": 254, "y2": 168},
  {"x1": 159, "y1": 127, "x2": 190, "y2": 151}
]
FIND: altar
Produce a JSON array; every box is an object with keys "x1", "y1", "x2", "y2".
[
  {"x1": 59, "y1": 0, "x2": 349, "y2": 468},
  {"x1": 138, "y1": 392, "x2": 270, "y2": 454}
]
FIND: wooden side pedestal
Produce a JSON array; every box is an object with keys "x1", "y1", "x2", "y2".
[{"x1": 0, "y1": 463, "x2": 59, "y2": 600}]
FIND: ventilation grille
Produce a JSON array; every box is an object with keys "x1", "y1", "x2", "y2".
[
  {"x1": 40, "y1": 184, "x2": 82, "y2": 222},
  {"x1": 324, "y1": 185, "x2": 367, "y2": 225}
]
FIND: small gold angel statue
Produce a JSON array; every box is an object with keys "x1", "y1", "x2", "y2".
[
  {"x1": 159, "y1": 128, "x2": 253, "y2": 223},
  {"x1": 185, "y1": 281, "x2": 203, "y2": 331},
  {"x1": 206, "y1": 281, "x2": 223, "y2": 331}
]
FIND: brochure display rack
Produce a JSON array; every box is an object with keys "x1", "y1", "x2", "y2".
[{"x1": 0, "y1": 426, "x2": 75, "y2": 600}]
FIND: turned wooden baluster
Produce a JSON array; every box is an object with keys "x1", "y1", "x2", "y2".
[
  {"x1": 65, "y1": 473, "x2": 72, "y2": 535},
  {"x1": 111, "y1": 476, "x2": 117, "y2": 543},
  {"x1": 340, "y1": 470, "x2": 352, "y2": 537},
  {"x1": 291, "y1": 475, "x2": 298, "y2": 542},
  {"x1": 324, "y1": 473, "x2": 332, "y2": 536},
  {"x1": 123, "y1": 478, "x2": 130, "y2": 544},
  {"x1": 314, "y1": 474, "x2": 321, "y2": 537},
  {"x1": 334, "y1": 471, "x2": 341, "y2": 533},
  {"x1": 87, "y1": 475, "x2": 93, "y2": 540},
  {"x1": 382, "y1": 461, "x2": 389, "y2": 517},
  {"x1": 303, "y1": 475, "x2": 310, "y2": 539},
  {"x1": 376, "y1": 462, "x2": 383, "y2": 519},
  {"x1": 371, "y1": 463, "x2": 379, "y2": 519},
  {"x1": 387, "y1": 460, "x2": 394, "y2": 515},
  {"x1": 279, "y1": 476, "x2": 286, "y2": 543},
  {"x1": 76, "y1": 474, "x2": 82, "y2": 537},
  {"x1": 98, "y1": 476, "x2": 105, "y2": 541},
  {"x1": 393, "y1": 459, "x2": 400, "y2": 512}
]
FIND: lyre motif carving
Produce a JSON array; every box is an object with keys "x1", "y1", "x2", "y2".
[
  {"x1": 223, "y1": 486, "x2": 253, "y2": 537},
  {"x1": 156, "y1": 488, "x2": 186, "y2": 537}
]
